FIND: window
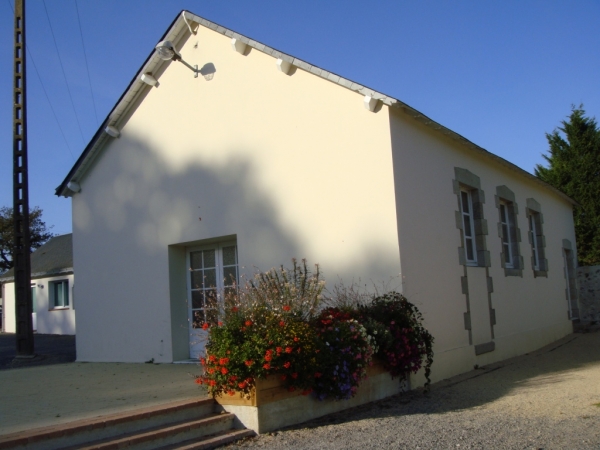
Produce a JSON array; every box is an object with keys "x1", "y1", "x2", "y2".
[
  {"x1": 495, "y1": 186, "x2": 523, "y2": 276},
  {"x1": 453, "y1": 167, "x2": 490, "y2": 268},
  {"x1": 188, "y1": 244, "x2": 238, "y2": 328},
  {"x1": 460, "y1": 188, "x2": 478, "y2": 265},
  {"x1": 50, "y1": 280, "x2": 69, "y2": 308},
  {"x1": 526, "y1": 198, "x2": 548, "y2": 276}
]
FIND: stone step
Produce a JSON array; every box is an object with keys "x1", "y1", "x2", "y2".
[
  {"x1": 0, "y1": 398, "x2": 241, "y2": 450},
  {"x1": 68, "y1": 413, "x2": 237, "y2": 450},
  {"x1": 157, "y1": 429, "x2": 256, "y2": 450}
]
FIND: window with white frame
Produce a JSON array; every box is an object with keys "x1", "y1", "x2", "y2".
[
  {"x1": 499, "y1": 201, "x2": 514, "y2": 268},
  {"x1": 50, "y1": 280, "x2": 69, "y2": 308},
  {"x1": 460, "y1": 188, "x2": 478, "y2": 265},
  {"x1": 526, "y1": 198, "x2": 548, "y2": 276},
  {"x1": 188, "y1": 244, "x2": 238, "y2": 328}
]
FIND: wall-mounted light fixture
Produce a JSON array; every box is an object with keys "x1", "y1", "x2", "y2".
[
  {"x1": 141, "y1": 73, "x2": 158, "y2": 87},
  {"x1": 105, "y1": 125, "x2": 120, "y2": 138},
  {"x1": 155, "y1": 40, "x2": 213, "y2": 80},
  {"x1": 67, "y1": 181, "x2": 81, "y2": 193}
]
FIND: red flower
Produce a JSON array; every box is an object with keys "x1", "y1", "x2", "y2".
[
  {"x1": 207, "y1": 368, "x2": 215, "y2": 374},
  {"x1": 291, "y1": 373, "x2": 298, "y2": 379},
  {"x1": 195, "y1": 378, "x2": 203, "y2": 385},
  {"x1": 208, "y1": 355, "x2": 216, "y2": 362},
  {"x1": 293, "y1": 337, "x2": 300, "y2": 342},
  {"x1": 208, "y1": 380, "x2": 217, "y2": 386},
  {"x1": 245, "y1": 320, "x2": 253, "y2": 327},
  {"x1": 279, "y1": 321, "x2": 285, "y2": 327},
  {"x1": 276, "y1": 347, "x2": 283, "y2": 354},
  {"x1": 232, "y1": 307, "x2": 239, "y2": 312},
  {"x1": 202, "y1": 323, "x2": 209, "y2": 330},
  {"x1": 199, "y1": 357, "x2": 206, "y2": 365},
  {"x1": 244, "y1": 360, "x2": 254, "y2": 366},
  {"x1": 283, "y1": 305, "x2": 291, "y2": 311},
  {"x1": 283, "y1": 361, "x2": 291, "y2": 369},
  {"x1": 219, "y1": 357, "x2": 229, "y2": 365},
  {"x1": 285, "y1": 347, "x2": 293, "y2": 354},
  {"x1": 301, "y1": 388, "x2": 312, "y2": 396},
  {"x1": 227, "y1": 390, "x2": 235, "y2": 396},
  {"x1": 221, "y1": 367, "x2": 228, "y2": 375},
  {"x1": 238, "y1": 381, "x2": 247, "y2": 389},
  {"x1": 264, "y1": 354, "x2": 272, "y2": 362},
  {"x1": 263, "y1": 363, "x2": 270, "y2": 370},
  {"x1": 218, "y1": 321, "x2": 223, "y2": 326}
]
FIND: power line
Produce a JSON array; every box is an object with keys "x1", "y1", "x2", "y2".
[
  {"x1": 42, "y1": 0, "x2": 87, "y2": 146},
  {"x1": 5, "y1": 0, "x2": 76, "y2": 161},
  {"x1": 75, "y1": 0, "x2": 99, "y2": 127}
]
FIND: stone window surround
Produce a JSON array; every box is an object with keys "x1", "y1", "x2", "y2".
[
  {"x1": 562, "y1": 239, "x2": 579, "y2": 320},
  {"x1": 495, "y1": 185, "x2": 524, "y2": 277},
  {"x1": 525, "y1": 198, "x2": 548, "y2": 277},
  {"x1": 453, "y1": 167, "x2": 490, "y2": 268}
]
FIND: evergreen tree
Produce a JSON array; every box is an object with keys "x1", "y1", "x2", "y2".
[
  {"x1": 0, "y1": 206, "x2": 54, "y2": 273},
  {"x1": 535, "y1": 106, "x2": 600, "y2": 266}
]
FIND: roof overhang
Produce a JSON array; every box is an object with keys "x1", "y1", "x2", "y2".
[{"x1": 55, "y1": 10, "x2": 577, "y2": 207}]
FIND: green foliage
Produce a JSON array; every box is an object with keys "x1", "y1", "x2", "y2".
[
  {"x1": 0, "y1": 206, "x2": 54, "y2": 273},
  {"x1": 535, "y1": 106, "x2": 600, "y2": 265},
  {"x1": 197, "y1": 263, "x2": 435, "y2": 398},
  {"x1": 361, "y1": 292, "x2": 434, "y2": 389}
]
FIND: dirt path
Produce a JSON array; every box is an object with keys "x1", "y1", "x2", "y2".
[{"x1": 230, "y1": 330, "x2": 600, "y2": 449}]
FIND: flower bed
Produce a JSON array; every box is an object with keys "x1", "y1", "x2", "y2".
[{"x1": 195, "y1": 260, "x2": 434, "y2": 431}]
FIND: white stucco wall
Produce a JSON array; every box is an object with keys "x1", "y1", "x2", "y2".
[
  {"x1": 71, "y1": 25, "x2": 401, "y2": 362},
  {"x1": 389, "y1": 109, "x2": 576, "y2": 383},
  {"x1": 1, "y1": 274, "x2": 75, "y2": 335}
]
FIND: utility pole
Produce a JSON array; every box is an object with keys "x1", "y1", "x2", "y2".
[{"x1": 13, "y1": 0, "x2": 34, "y2": 358}]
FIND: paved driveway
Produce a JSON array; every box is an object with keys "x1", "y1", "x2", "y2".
[{"x1": 232, "y1": 330, "x2": 600, "y2": 449}]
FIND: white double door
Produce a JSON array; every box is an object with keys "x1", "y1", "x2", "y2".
[{"x1": 186, "y1": 243, "x2": 238, "y2": 359}]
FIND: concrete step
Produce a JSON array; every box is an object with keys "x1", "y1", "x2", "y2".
[
  {"x1": 157, "y1": 429, "x2": 256, "y2": 450},
  {"x1": 68, "y1": 413, "x2": 237, "y2": 450},
  {"x1": 0, "y1": 398, "x2": 251, "y2": 450}
]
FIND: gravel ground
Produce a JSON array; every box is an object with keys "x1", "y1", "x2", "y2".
[{"x1": 227, "y1": 330, "x2": 600, "y2": 449}]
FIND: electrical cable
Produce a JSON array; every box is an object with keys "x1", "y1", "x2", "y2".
[
  {"x1": 42, "y1": 0, "x2": 87, "y2": 146},
  {"x1": 74, "y1": 0, "x2": 99, "y2": 127},
  {"x1": 6, "y1": 0, "x2": 76, "y2": 161}
]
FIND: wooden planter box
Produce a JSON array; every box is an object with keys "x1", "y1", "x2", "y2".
[{"x1": 214, "y1": 363, "x2": 407, "y2": 433}]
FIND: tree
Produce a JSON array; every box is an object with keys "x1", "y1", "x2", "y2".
[
  {"x1": 535, "y1": 106, "x2": 600, "y2": 266},
  {"x1": 0, "y1": 206, "x2": 54, "y2": 273}
]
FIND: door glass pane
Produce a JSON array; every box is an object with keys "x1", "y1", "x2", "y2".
[
  {"x1": 190, "y1": 251, "x2": 203, "y2": 270},
  {"x1": 223, "y1": 266, "x2": 237, "y2": 286},
  {"x1": 191, "y1": 290, "x2": 203, "y2": 309},
  {"x1": 190, "y1": 271, "x2": 204, "y2": 289},
  {"x1": 192, "y1": 310, "x2": 204, "y2": 328},
  {"x1": 205, "y1": 289, "x2": 217, "y2": 308},
  {"x1": 204, "y1": 268, "x2": 217, "y2": 288},
  {"x1": 223, "y1": 246, "x2": 237, "y2": 266},
  {"x1": 206, "y1": 309, "x2": 218, "y2": 326},
  {"x1": 203, "y1": 250, "x2": 216, "y2": 268}
]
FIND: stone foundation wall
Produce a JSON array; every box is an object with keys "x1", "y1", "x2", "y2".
[{"x1": 577, "y1": 265, "x2": 600, "y2": 322}]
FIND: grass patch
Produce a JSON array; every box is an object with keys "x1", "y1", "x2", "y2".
[{"x1": 594, "y1": 402, "x2": 600, "y2": 408}]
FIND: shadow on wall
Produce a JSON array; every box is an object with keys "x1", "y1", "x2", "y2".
[
  {"x1": 74, "y1": 134, "x2": 401, "y2": 284},
  {"x1": 36, "y1": 311, "x2": 75, "y2": 335}
]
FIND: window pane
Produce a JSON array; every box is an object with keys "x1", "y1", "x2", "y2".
[
  {"x1": 223, "y1": 266, "x2": 237, "y2": 286},
  {"x1": 461, "y1": 191, "x2": 470, "y2": 214},
  {"x1": 206, "y1": 308, "x2": 218, "y2": 326},
  {"x1": 463, "y1": 215, "x2": 472, "y2": 237},
  {"x1": 191, "y1": 290, "x2": 203, "y2": 309},
  {"x1": 466, "y1": 238, "x2": 474, "y2": 261},
  {"x1": 190, "y1": 251, "x2": 203, "y2": 270},
  {"x1": 31, "y1": 287, "x2": 36, "y2": 312},
  {"x1": 190, "y1": 271, "x2": 204, "y2": 289},
  {"x1": 503, "y1": 244, "x2": 511, "y2": 263},
  {"x1": 63, "y1": 282, "x2": 69, "y2": 306},
  {"x1": 203, "y1": 250, "x2": 216, "y2": 268},
  {"x1": 501, "y1": 224, "x2": 509, "y2": 243},
  {"x1": 204, "y1": 268, "x2": 217, "y2": 288},
  {"x1": 223, "y1": 246, "x2": 237, "y2": 266}
]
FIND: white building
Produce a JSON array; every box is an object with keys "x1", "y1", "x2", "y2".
[
  {"x1": 55, "y1": 11, "x2": 579, "y2": 384},
  {"x1": 1, "y1": 234, "x2": 75, "y2": 335}
]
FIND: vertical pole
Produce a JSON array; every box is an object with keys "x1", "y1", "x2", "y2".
[{"x1": 13, "y1": 0, "x2": 34, "y2": 358}]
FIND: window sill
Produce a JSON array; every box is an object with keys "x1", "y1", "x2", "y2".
[
  {"x1": 49, "y1": 307, "x2": 70, "y2": 311},
  {"x1": 533, "y1": 270, "x2": 548, "y2": 278}
]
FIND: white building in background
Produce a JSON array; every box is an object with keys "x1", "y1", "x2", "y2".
[
  {"x1": 55, "y1": 11, "x2": 579, "y2": 385},
  {"x1": 1, "y1": 234, "x2": 75, "y2": 335}
]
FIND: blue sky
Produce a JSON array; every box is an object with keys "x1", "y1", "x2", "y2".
[{"x1": 1, "y1": 1, "x2": 599, "y2": 236}]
